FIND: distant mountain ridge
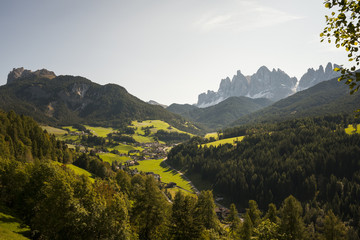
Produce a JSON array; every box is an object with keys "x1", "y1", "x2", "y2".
[
  {"x1": 167, "y1": 96, "x2": 272, "y2": 130},
  {"x1": 197, "y1": 63, "x2": 340, "y2": 108},
  {"x1": 147, "y1": 100, "x2": 167, "y2": 108},
  {"x1": 231, "y1": 76, "x2": 359, "y2": 126},
  {"x1": 0, "y1": 67, "x2": 201, "y2": 134}
]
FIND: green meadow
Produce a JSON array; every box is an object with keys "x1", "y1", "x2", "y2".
[
  {"x1": 166, "y1": 188, "x2": 194, "y2": 199},
  {"x1": 204, "y1": 132, "x2": 220, "y2": 140},
  {"x1": 202, "y1": 136, "x2": 245, "y2": 148},
  {"x1": 98, "y1": 153, "x2": 131, "y2": 164},
  {"x1": 130, "y1": 120, "x2": 194, "y2": 143},
  {"x1": 62, "y1": 126, "x2": 81, "y2": 133},
  {"x1": 41, "y1": 126, "x2": 68, "y2": 136},
  {"x1": 110, "y1": 143, "x2": 143, "y2": 154},
  {"x1": 129, "y1": 159, "x2": 193, "y2": 192},
  {"x1": 84, "y1": 125, "x2": 116, "y2": 138},
  {"x1": 53, "y1": 162, "x2": 95, "y2": 183},
  {"x1": 0, "y1": 206, "x2": 30, "y2": 240}
]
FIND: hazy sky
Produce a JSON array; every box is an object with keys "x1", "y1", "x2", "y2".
[{"x1": 0, "y1": 0, "x2": 350, "y2": 105}]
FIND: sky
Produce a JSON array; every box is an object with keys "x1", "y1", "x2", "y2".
[{"x1": 0, "y1": 0, "x2": 351, "y2": 105}]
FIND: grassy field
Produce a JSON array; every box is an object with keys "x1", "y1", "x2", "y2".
[
  {"x1": 84, "y1": 125, "x2": 116, "y2": 138},
  {"x1": 98, "y1": 153, "x2": 131, "y2": 164},
  {"x1": 166, "y1": 188, "x2": 194, "y2": 199},
  {"x1": 41, "y1": 126, "x2": 68, "y2": 136},
  {"x1": 130, "y1": 159, "x2": 193, "y2": 192},
  {"x1": 201, "y1": 136, "x2": 245, "y2": 148},
  {"x1": 204, "y1": 132, "x2": 220, "y2": 140},
  {"x1": 53, "y1": 162, "x2": 95, "y2": 183},
  {"x1": 0, "y1": 206, "x2": 30, "y2": 240},
  {"x1": 132, "y1": 134, "x2": 155, "y2": 143},
  {"x1": 109, "y1": 143, "x2": 143, "y2": 154},
  {"x1": 345, "y1": 124, "x2": 360, "y2": 134},
  {"x1": 130, "y1": 120, "x2": 194, "y2": 143},
  {"x1": 41, "y1": 126, "x2": 81, "y2": 142},
  {"x1": 62, "y1": 126, "x2": 81, "y2": 133}
]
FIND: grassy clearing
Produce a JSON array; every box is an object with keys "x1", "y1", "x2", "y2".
[
  {"x1": 41, "y1": 126, "x2": 82, "y2": 142},
  {"x1": 204, "y1": 132, "x2": 219, "y2": 140},
  {"x1": 130, "y1": 120, "x2": 194, "y2": 143},
  {"x1": 41, "y1": 126, "x2": 68, "y2": 136},
  {"x1": 53, "y1": 162, "x2": 95, "y2": 183},
  {"x1": 62, "y1": 126, "x2": 81, "y2": 133},
  {"x1": 57, "y1": 134, "x2": 81, "y2": 142},
  {"x1": 345, "y1": 124, "x2": 360, "y2": 134},
  {"x1": 0, "y1": 206, "x2": 30, "y2": 240},
  {"x1": 84, "y1": 126, "x2": 116, "y2": 138},
  {"x1": 130, "y1": 159, "x2": 193, "y2": 192},
  {"x1": 201, "y1": 136, "x2": 245, "y2": 148},
  {"x1": 110, "y1": 143, "x2": 143, "y2": 154},
  {"x1": 132, "y1": 135, "x2": 155, "y2": 143},
  {"x1": 98, "y1": 153, "x2": 131, "y2": 164},
  {"x1": 166, "y1": 188, "x2": 194, "y2": 199}
]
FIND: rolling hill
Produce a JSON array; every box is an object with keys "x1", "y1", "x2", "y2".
[{"x1": 0, "y1": 68, "x2": 201, "y2": 134}]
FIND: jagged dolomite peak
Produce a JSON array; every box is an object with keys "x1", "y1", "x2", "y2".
[
  {"x1": 296, "y1": 63, "x2": 340, "y2": 91},
  {"x1": 197, "y1": 63, "x2": 339, "y2": 108},
  {"x1": 197, "y1": 66, "x2": 296, "y2": 108}
]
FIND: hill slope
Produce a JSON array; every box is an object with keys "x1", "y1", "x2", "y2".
[
  {"x1": 0, "y1": 69, "x2": 200, "y2": 134},
  {"x1": 232, "y1": 77, "x2": 360, "y2": 126},
  {"x1": 168, "y1": 96, "x2": 272, "y2": 130}
]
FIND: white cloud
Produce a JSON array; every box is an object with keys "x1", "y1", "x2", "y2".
[{"x1": 194, "y1": 2, "x2": 303, "y2": 32}]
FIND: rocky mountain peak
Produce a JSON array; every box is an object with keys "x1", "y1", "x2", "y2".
[
  {"x1": 7, "y1": 67, "x2": 56, "y2": 84},
  {"x1": 297, "y1": 62, "x2": 339, "y2": 91},
  {"x1": 257, "y1": 66, "x2": 271, "y2": 75},
  {"x1": 197, "y1": 63, "x2": 339, "y2": 108}
]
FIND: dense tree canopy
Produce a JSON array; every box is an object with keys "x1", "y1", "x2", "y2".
[{"x1": 168, "y1": 114, "x2": 360, "y2": 237}]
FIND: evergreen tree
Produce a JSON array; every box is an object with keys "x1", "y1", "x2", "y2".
[
  {"x1": 226, "y1": 203, "x2": 241, "y2": 238},
  {"x1": 264, "y1": 203, "x2": 280, "y2": 223},
  {"x1": 280, "y1": 195, "x2": 305, "y2": 240},
  {"x1": 170, "y1": 191, "x2": 201, "y2": 239},
  {"x1": 323, "y1": 210, "x2": 347, "y2": 240},
  {"x1": 194, "y1": 190, "x2": 219, "y2": 231},
  {"x1": 131, "y1": 175, "x2": 169, "y2": 240},
  {"x1": 240, "y1": 212, "x2": 253, "y2": 240},
  {"x1": 247, "y1": 200, "x2": 262, "y2": 227}
]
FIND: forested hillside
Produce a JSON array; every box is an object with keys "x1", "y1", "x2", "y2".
[
  {"x1": 168, "y1": 114, "x2": 360, "y2": 238},
  {"x1": 0, "y1": 110, "x2": 222, "y2": 239},
  {"x1": 0, "y1": 111, "x2": 352, "y2": 239},
  {"x1": 0, "y1": 74, "x2": 201, "y2": 134}
]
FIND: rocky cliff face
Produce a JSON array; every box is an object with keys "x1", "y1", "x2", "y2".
[
  {"x1": 296, "y1": 63, "x2": 340, "y2": 91},
  {"x1": 197, "y1": 63, "x2": 338, "y2": 108},
  {"x1": 197, "y1": 66, "x2": 297, "y2": 108},
  {"x1": 7, "y1": 67, "x2": 56, "y2": 84}
]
